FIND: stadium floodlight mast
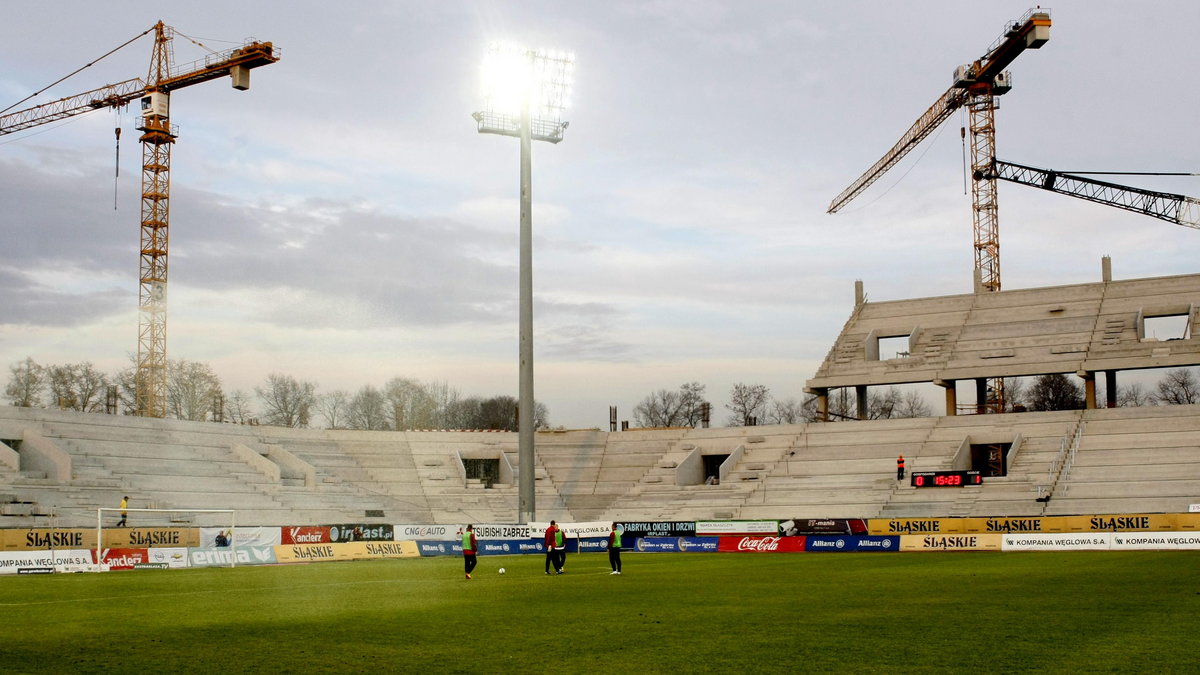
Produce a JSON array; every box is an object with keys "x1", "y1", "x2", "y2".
[{"x1": 472, "y1": 42, "x2": 574, "y2": 524}]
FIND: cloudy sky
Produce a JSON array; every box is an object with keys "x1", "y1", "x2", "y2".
[{"x1": 2, "y1": 1, "x2": 1197, "y2": 428}]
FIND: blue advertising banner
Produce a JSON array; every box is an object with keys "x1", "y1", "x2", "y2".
[
  {"x1": 632, "y1": 537, "x2": 719, "y2": 553},
  {"x1": 416, "y1": 540, "x2": 462, "y2": 557},
  {"x1": 575, "y1": 538, "x2": 608, "y2": 553},
  {"x1": 677, "y1": 537, "x2": 719, "y2": 552},
  {"x1": 805, "y1": 536, "x2": 900, "y2": 552}
]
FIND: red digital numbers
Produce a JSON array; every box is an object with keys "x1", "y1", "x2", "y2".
[
  {"x1": 914, "y1": 476, "x2": 925, "y2": 487},
  {"x1": 934, "y1": 474, "x2": 962, "y2": 486}
]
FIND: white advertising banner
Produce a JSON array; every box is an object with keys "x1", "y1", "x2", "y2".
[
  {"x1": 199, "y1": 526, "x2": 281, "y2": 548},
  {"x1": 472, "y1": 523, "x2": 532, "y2": 539},
  {"x1": 1002, "y1": 533, "x2": 1113, "y2": 551},
  {"x1": 146, "y1": 547, "x2": 190, "y2": 569},
  {"x1": 530, "y1": 521, "x2": 611, "y2": 538},
  {"x1": 0, "y1": 549, "x2": 93, "y2": 575},
  {"x1": 695, "y1": 520, "x2": 779, "y2": 536},
  {"x1": 393, "y1": 524, "x2": 458, "y2": 541},
  {"x1": 1110, "y1": 533, "x2": 1200, "y2": 550}
]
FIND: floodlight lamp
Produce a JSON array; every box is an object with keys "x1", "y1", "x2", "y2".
[{"x1": 474, "y1": 41, "x2": 574, "y2": 143}]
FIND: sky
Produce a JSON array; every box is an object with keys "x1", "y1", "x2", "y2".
[{"x1": 1, "y1": 1, "x2": 1198, "y2": 429}]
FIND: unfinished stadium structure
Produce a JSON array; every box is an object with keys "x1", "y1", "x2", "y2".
[{"x1": 2, "y1": 266, "x2": 1198, "y2": 531}]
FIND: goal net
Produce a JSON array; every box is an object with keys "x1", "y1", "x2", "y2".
[{"x1": 94, "y1": 507, "x2": 236, "y2": 570}]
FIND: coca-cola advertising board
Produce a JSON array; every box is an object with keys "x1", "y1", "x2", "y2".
[
  {"x1": 281, "y1": 526, "x2": 331, "y2": 545},
  {"x1": 716, "y1": 536, "x2": 806, "y2": 553}
]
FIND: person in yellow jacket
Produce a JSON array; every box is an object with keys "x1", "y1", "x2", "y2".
[{"x1": 117, "y1": 496, "x2": 129, "y2": 527}]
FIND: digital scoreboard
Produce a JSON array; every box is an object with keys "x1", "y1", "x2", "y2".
[{"x1": 910, "y1": 470, "x2": 983, "y2": 488}]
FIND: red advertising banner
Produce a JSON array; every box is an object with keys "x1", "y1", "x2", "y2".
[
  {"x1": 90, "y1": 547, "x2": 149, "y2": 570},
  {"x1": 717, "y1": 536, "x2": 806, "y2": 553},
  {"x1": 281, "y1": 526, "x2": 331, "y2": 545}
]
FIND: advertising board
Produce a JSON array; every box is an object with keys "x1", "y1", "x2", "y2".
[
  {"x1": 0, "y1": 549, "x2": 92, "y2": 575},
  {"x1": 616, "y1": 522, "x2": 696, "y2": 538},
  {"x1": 805, "y1": 536, "x2": 899, "y2": 552},
  {"x1": 281, "y1": 526, "x2": 331, "y2": 545},
  {"x1": 696, "y1": 520, "x2": 779, "y2": 536},
  {"x1": 1, "y1": 528, "x2": 97, "y2": 551},
  {"x1": 394, "y1": 524, "x2": 458, "y2": 541},
  {"x1": 899, "y1": 534, "x2": 1002, "y2": 552},
  {"x1": 189, "y1": 545, "x2": 278, "y2": 567},
  {"x1": 715, "y1": 536, "x2": 806, "y2": 553}
]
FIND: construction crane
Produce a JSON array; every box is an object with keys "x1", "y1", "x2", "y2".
[
  {"x1": 0, "y1": 22, "x2": 278, "y2": 418},
  {"x1": 979, "y1": 160, "x2": 1200, "y2": 230},
  {"x1": 827, "y1": 9, "x2": 1050, "y2": 413}
]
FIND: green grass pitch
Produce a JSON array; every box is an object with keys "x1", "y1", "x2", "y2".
[{"x1": 2, "y1": 551, "x2": 1197, "y2": 673}]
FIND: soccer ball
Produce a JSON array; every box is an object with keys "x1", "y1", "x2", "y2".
[{"x1": 498, "y1": 567, "x2": 506, "y2": 574}]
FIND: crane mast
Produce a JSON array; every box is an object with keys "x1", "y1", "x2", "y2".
[
  {"x1": 827, "y1": 9, "x2": 1050, "y2": 414},
  {"x1": 0, "y1": 22, "x2": 278, "y2": 418}
]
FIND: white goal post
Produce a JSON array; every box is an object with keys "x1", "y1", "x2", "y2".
[{"x1": 95, "y1": 507, "x2": 237, "y2": 569}]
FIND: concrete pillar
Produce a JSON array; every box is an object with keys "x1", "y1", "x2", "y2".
[
  {"x1": 854, "y1": 279, "x2": 865, "y2": 306},
  {"x1": 856, "y1": 385, "x2": 868, "y2": 421},
  {"x1": 1080, "y1": 371, "x2": 1096, "y2": 410},
  {"x1": 813, "y1": 388, "x2": 829, "y2": 422},
  {"x1": 935, "y1": 379, "x2": 957, "y2": 416},
  {"x1": 1102, "y1": 255, "x2": 1112, "y2": 282},
  {"x1": 975, "y1": 378, "x2": 987, "y2": 415},
  {"x1": 1105, "y1": 371, "x2": 1118, "y2": 408}
]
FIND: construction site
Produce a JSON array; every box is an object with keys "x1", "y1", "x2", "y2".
[{"x1": 0, "y1": 8, "x2": 1197, "y2": 532}]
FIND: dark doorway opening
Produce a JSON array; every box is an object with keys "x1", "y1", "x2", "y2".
[
  {"x1": 703, "y1": 454, "x2": 729, "y2": 484},
  {"x1": 463, "y1": 458, "x2": 500, "y2": 488},
  {"x1": 969, "y1": 443, "x2": 1010, "y2": 477}
]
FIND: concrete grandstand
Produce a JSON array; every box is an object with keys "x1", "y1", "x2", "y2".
[{"x1": 2, "y1": 268, "x2": 1198, "y2": 528}]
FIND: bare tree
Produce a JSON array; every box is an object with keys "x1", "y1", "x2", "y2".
[
  {"x1": 1027, "y1": 374, "x2": 1084, "y2": 411},
  {"x1": 317, "y1": 390, "x2": 350, "y2": 429},
  {"x1": 225, "y1": 389, "x2": 255, "y2": 424},
  {"x1": 347, "y1": 385, "x2": 391, "y2": 430},
  {"x1": 385, "y1": 377, "x2": 434, "y2": 430},
  {"x1": 167, "y1": 359, "x2": 222, "y2": 421},
  {"x1": 893, "y1": 389, "x2": 933, "y2": 418},
  {"x1": 1156, "y1": 367, "x2": 1200, "y2": 405},
  {"x1": 1004, "y1": 378, "x2": 1028, "y2": 412},
  {"x1": 1116, "y1": 382, "x2": 1156, "y2": 407},
  {"x1": 5, "y1": 357, "x2": 45, "y2": 407},
  {"x1": 726, "y1": 382, "x2": 770, "y2": 426},
  {"x1": 766, "y1": 396, "x2": 804, "y2": 424},
  {"x1": 633, "y1": 389, "x2": 685, "y2": 428},
  {"x1": 633, "y1": 382, "x2": 710, "y2": 428},
  {"x1": 256, "y1": 373, "x2": 317, "y2": 428},
  {"x1": 46, "y1": 362, "x2": 108, "y2": 412}
]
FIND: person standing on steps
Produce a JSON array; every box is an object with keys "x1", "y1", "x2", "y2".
[
  {"x1": 117, "y1": 496, "x2": 129, "y2": 527},
  {"x1": 896, "y1": 455, "x2": 906, "y2": 481}
]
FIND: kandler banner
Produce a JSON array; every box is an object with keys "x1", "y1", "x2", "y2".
[{"x1": 282, "y1": 526, "x2": 331, "y2": 545}]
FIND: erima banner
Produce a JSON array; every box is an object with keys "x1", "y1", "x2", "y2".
[
  {"x1": 900, "y1": 535, "x2": 1002, "y2": 552},
  {"x1": 696, "y1": 520, "x2": 780, "y2": 536},
  {"x1": 189, "y1": 546, "x2": 278, "y2": 567},
  {"x1": 0, "y1": 549, "x2": 92, "y2": 574}
]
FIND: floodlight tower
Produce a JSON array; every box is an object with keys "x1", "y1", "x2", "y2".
[{"x1": 472, "y1": 43, "x2": 574, "y2": 524}]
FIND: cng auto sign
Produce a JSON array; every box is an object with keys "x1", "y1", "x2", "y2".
[{"x1": 716, "y1": 536, "x2": 806, "y2": 553}]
